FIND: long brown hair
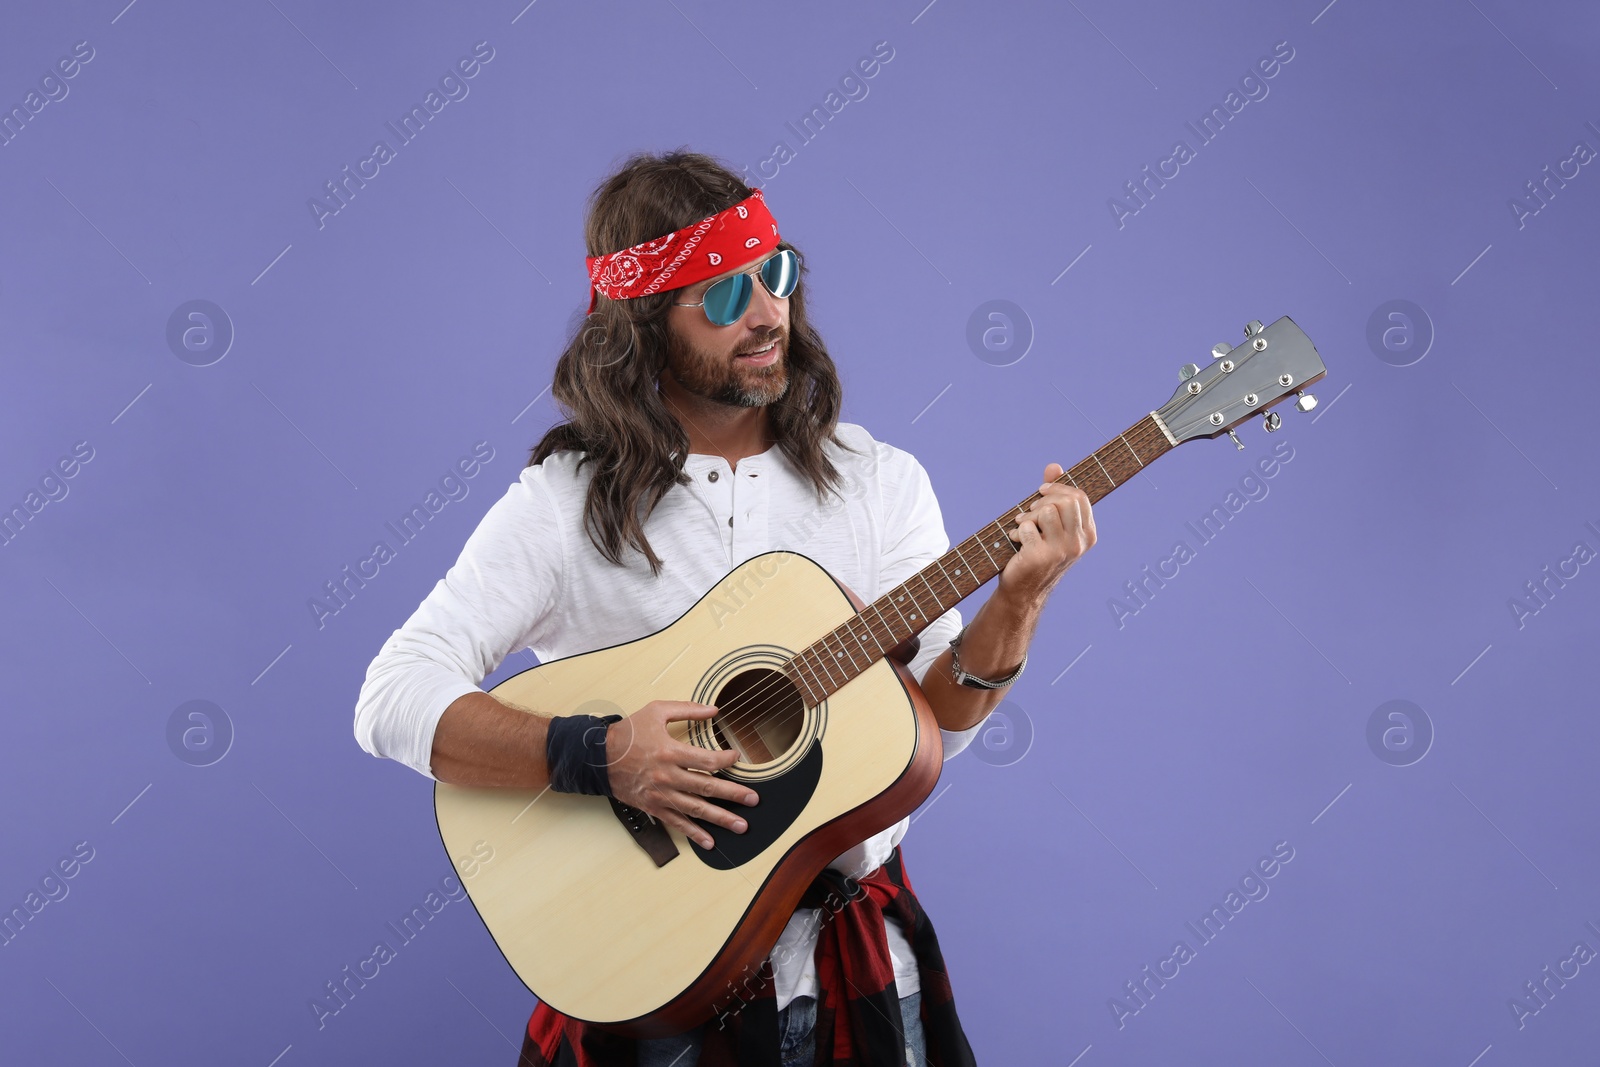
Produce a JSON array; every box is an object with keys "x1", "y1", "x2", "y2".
[{"x1": 529, "y1": 149, "x2": 856, "y2": 575}]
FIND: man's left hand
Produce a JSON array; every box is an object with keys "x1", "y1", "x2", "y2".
[{"x1": 996, "y1": 463, "x2": 1097, "y2": 605}]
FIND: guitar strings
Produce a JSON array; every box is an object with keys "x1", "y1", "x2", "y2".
[
  {"x1": 691, "y1": 460, "x2": 1070, "y2": 749},
  {"x1": 692, "y1": 415, "x2": 1172, "y2": 753},
  {"x1": 683, "y1": 529, "x2": 1002, "y2": 761},
  {"x1": 700, "y1": 415, "x2": 1170, "y2": 746},
  {"x1": 698, "y1": 415, "x2": 1171, "y2": 745},
  {"x1": 702, "y1": 342, "x2": 1277, "y2": 745}
]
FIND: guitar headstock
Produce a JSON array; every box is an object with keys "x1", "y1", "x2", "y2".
[{"x1": 1156, "y1": 316, "x2": 1327, "y2": 446}]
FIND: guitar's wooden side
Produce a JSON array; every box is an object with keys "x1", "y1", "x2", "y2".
[{"x1": 433, "y1": 550, "x2": 944, "y2": 1036}]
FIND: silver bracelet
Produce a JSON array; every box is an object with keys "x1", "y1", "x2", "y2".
[{"x1": 947, "y1": 625, "x2": 1027, "y2": 690}]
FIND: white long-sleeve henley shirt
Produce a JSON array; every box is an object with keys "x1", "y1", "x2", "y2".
[{"x1": 353, "y1": 420, "x2": 987, "y2": 1009}]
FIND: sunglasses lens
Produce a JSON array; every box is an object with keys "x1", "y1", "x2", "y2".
[
  {"x1": 762, "y1": 249, "x2": 799, "y2": 299},
  {"x1": 696, "y1": 250, "x2": 799, "y2": 324},
  {"x1": 702, "y1": 274, "x2": 751, "y2": 326}
]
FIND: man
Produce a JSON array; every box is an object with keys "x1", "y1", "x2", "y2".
[{"x1": 353, "y1": 150, "x2": 1096, "y2": 1066}]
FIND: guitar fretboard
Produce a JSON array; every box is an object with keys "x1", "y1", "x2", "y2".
[{"x1": 782, "y1": 413, "x2": 1175, "y2": 705}]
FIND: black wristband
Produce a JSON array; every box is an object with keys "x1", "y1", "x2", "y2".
[{"x1": 545, "y1": 713, "x2": 623, "y2": 796}]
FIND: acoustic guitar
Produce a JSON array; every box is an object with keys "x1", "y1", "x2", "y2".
[{"x1": 434, "y1": 315, "x2": 1327, "y2": 1036}]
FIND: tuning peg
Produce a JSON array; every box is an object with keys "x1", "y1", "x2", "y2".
[
  {"x1": 1179, "y1": 362, "x2": 1200, "y2": 381},
  {"x1": 1262, "y1": 411, "x2": 1282, "y2": 433},
  {"x1": 1244, "y1": 320, "x2": 1265, "y2": 337},
  {"x1": 1211, "y1": 343, "x2": 1231, "y2": 360},
  {"x1": 1294, "y1": 391, "x2": 1318, "y2": 413},
  {"x1": 1227, "y1": 429, "x2": 1244, "y2": 450}
]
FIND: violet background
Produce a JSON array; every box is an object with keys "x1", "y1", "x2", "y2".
[{"x1": 2, "y1": 0, "x2": 1597, "y2": 1063}]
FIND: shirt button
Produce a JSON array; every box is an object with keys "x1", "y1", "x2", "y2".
[
  {"x1": 727, "y1": 516, "x2": 733, "y2": 527},
  {"x1": 708, "y1": 471, "x2": 719, "y2": 482}
]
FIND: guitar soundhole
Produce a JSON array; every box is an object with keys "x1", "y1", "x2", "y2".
[{"x1": 710, "y1": 668, "x2": 804, "y2": 765}]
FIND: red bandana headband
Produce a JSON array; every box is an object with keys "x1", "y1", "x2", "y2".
[{"x1": 585, "y1": 188, "x2": 782, "y2": 313}]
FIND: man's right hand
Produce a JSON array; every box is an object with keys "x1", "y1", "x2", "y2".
[{"x1": 606, "y1": 701, "x2": 758, "y2": 850}]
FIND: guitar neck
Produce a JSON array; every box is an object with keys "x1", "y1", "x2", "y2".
[{"x1": 784, "y1": 412, "x2": 1177, "y2": 705}]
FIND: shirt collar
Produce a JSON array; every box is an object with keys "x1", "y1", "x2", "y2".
[{"x1": 678, "y1": 440, "x2": 780, "y2": 471}]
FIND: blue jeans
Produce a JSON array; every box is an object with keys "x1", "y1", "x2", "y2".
[{"x1": 637, "y1": 990, "x2": 926, "y2": 1066}]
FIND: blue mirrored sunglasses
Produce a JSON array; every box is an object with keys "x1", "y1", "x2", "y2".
[{"x1": 672, "y1": 249, "x2": 800, "y2": 326}]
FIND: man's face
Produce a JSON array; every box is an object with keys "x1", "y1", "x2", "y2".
[{"x1": 663, "y1": 249, "x2": 790, "y2": 408}]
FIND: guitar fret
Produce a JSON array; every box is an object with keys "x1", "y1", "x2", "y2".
[
  {"x1": 899, "y1": 587, "x2": 924, "y2": 625},
  {"x1": 852, "y1": 615, "x2": 885, "y2": 656},
  {"x1": 806, "y1": 649, "x2": 837, "y2": 691},
  {"x1": 869, "y1": 605, "x2": 897, "y2": 652},
  {"x1": 829, "y1": 630, "x2": 862, "y2": 673},
  {"x1": 858, "y1": 620, "x2": 880, "y2": 655},
  {"x1": 817, "y1": 636, "x2": 843, "y2": 678},
  {"x1": 914, "y1": 573, "x2": 941, "y2": 621},
  {"x1": 960, "y1": 537, "x2": 985, "y2": 579},
  {"x1": 819, "y1": 644, "x2": 846, "y2": 687},
  {"x1": 883, "y1": 587, "x2": 913, "y2": 631},
  {"x1": 786, "y1": 661, "x2": 818, "y2": 706},
  {"x1": 842, "y1": 627, "x2": 867, "y2": 668},
  {"x1": 979, "y1": 524, "x2": 1011, "y2": 567},
  {"x1": 967, "y1": 537, "x2": 994, "y2": 574},
  {"x1": 971, "y1": 548, "x2": 992, "y2": 584},
  {"x1": 786, "y1": 656, "x2": 810, "y2": 698},
  {"x1": 896, "y1": 588, "x2": 921, "y2": 630},
  {"x1": 932, "y1": 557, "x2": 961, "y2": 602},
  {"x1": 879, "y1": 604, "x2": 902, "y2": 644},
  {"x1": 1074, "y1": 461, "x2": 1106, "y2": 497},
  {"x1": 797, "y1": 603, "x2": 908, "y2": 705},
  {"x1": 804, "y1": 655, "x2": 830, "y2": 702},
  {"x1": 791, "y1": 654, "x2": 817, "y2": 701},
  {"x1": 951, "y1": 546, "x2": 974, "y2": 588},
  {"x1": 806, "y1": 652, "x2": 832, "y2": 694},
  {"x1": 1091, "y1": 452, "x2": 1117, "y2": 488},
  {"x1": 1118, "y1": 433, "x2": 1144, "y2": 466}
]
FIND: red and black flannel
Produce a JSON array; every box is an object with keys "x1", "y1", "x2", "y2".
[{"x1": 518, "y1": 845, "x2": 977, "y2": 1066}]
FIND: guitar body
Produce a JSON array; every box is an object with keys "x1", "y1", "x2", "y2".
[{"x1": 433, "y1": 549, "x2": 944, "y2": 1036}]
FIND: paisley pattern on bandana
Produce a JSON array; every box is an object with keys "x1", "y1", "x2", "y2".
[{"x1": 585, "y1": 189, "x2": 782, "y2": 313}]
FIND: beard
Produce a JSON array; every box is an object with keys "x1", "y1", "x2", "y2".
[{"x1": 665, "y1": 326, "x2": 790, "y2": 408}]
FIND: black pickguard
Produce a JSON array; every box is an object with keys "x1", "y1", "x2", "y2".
[{"x1": 690, "y1": 741, "x2": 823, "y2": 869}]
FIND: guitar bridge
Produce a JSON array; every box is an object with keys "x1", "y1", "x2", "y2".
[{"x1": 608, "y1": 797, "x2": 679, "y2": 867}]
